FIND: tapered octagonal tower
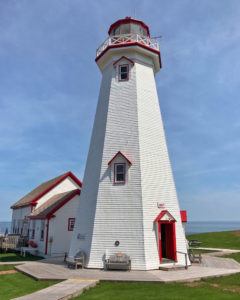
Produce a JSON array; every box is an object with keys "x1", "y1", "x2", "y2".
[{"x1": 69, "y1": 17, "x2": 189, "y2": 270}]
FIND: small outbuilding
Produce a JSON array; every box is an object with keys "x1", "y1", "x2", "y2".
[
  {"x1": 10, "y1": 171, "x2": 82, "y2": 256},
  {"x1": 28, "y1": 189, "x2": 80, "y2": 256}
]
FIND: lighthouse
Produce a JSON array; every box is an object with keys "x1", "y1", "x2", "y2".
[{"x1": 69, "y1": 17, "x2": 189, "y2": 270}]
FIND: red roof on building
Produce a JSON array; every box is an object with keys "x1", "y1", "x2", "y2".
[
  {"x1": 113, "y1": 56, "x2": 134, "y2": 66},
  {"x1": 108, "y1": 17, "x2": 150, "y2": 36},
  {"x1": 154, "y1": 210, "x2": 176, "y2": 223},
  {"x1": 11, "y1": 171, "x2": 82, "y2": 209},
  {"x1": 180, "y1": 210, "x2": 187, "y2": 223},
  {"x1": 108, "y1": 151, "x2": 132, "y2": 166},
  {"x1": 28, "y1": 189, "x2": 80, "y2": 220}
]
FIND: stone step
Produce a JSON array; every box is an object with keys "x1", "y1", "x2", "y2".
[{"x1": 159, "y1": 265, "x2": 186, "y2": 271}]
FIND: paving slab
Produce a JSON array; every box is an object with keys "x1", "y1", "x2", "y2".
[
  {"x1": 201, "y1": 255, "x2": 240, "y2": 270},
  {"x1": 0, "y1": 261, "x2": 29, "y2": 265},
  {"x1": 13, "y1": 278, "x2": 99, "y2": 300},
  {"x1": 150, "y1": 266, "x2": 240, "y2": 282},
  {"x1": 197, "y1": 247, "x2": 240, "y2": 253},
  {"x1": 15, "y1": 259, "x2": 240, "y2": 283}
]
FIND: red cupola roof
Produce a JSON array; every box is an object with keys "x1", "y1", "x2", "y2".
[
  {"x1": 108, "y1": 17, "x2": 150, "y2": 37},
  {"x1": 96, "y1": 17, "x2": 161, "y2": 72}
]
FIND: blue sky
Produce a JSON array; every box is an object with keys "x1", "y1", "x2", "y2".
[{"x1": 0, "y1": 0, "x2": 240, "y2": 221}]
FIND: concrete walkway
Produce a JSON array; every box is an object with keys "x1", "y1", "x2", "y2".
[
  {"x1": 0, "y1": 261, "x2": 30, "y2": 265},
  {"x1": 197, "y1": 247, "x2": 240, "y2": 253},
  {"x1": 9, "y1": 252, "x2": 240, "y2": 300},
  {"x1": 13, "y1": 278, "x2": 99, "y2": 300},
  {"x1": 15, "y1": 258, "x2": 240, "y2": 283},
  {"x1": 202, "y1": 255, "x2": 240, "y2": 269},
  {"x1": 197, "y1": 247, "x2": 240, "y2": 255}
]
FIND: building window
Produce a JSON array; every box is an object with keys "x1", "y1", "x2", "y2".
[
  {"x1": 119, "y1": 64, "x2": 129, "y2": 81},
  {"x1": 114, "y1": 163, "x2": 126, "y2": 183},
  {"x1": 68, "y1": 218, "x2": 75, "y2": 231},
  {"x1": 40, "y1": 220, "x2": 45, "y2": 241},
  {"x1": 31, "y1": 220, "x2": 36, "y2": 239}
]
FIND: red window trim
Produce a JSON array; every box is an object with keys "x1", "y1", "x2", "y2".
[
  {"x1": 114, "y1": 163, "x2": 126, "y2": 184},
  {"x1": 118, "y1": 64, "x2": 129, "y2": 81},
  {"x1": 68, "y1": 218, "x2": 75, "y2": 231},
  {"x1": 113, "y1": 56, "x2": 134, "y2": 66}
]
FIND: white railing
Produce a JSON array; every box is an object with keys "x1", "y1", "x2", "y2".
[{"x1": 96, "y1": 33, "x2": 159, "y2": 57}]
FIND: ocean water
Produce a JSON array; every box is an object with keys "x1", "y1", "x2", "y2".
[
  {"x1": 186, "y1": 221, "x2": 240, "y2": 235},
  {"x1": 0, "y1": 222, "x2": 11, "y2": 234}
]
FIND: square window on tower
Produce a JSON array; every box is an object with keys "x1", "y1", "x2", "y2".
[
  {"x1": 114, "y1": 163, "x2": 126, "y2": 183},
  {"x1": 119, "y1": 64, "x2": 129, "y2": 81}
]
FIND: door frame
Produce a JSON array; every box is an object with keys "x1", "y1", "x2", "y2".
[
  {"x1": 157, "y1": 220, "x2": 177, "y2": 262},
  {"x1": 154, "y1": 210, "x2": 177, "y2": 263}
]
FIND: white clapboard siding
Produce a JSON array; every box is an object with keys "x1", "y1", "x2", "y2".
[{"x1": 69, "y1": 48, "x2": 189, "y2": 270}]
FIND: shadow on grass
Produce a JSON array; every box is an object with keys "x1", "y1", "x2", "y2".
[{"x1": 0, "y1": 252, "x2": 43, "y2": 262}]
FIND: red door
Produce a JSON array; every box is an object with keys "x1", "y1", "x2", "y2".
[{"x1": 158, "y1": 221, "x2": 177, "y2": 262}]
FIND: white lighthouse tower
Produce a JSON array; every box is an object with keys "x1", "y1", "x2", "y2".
[{"x1": 69, "y1": 17, "x2": 189, "y2": 270}]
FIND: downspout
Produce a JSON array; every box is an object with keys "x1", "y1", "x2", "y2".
[{"x1": 45, "y1": 218, "x2": 50, "y2": 255}]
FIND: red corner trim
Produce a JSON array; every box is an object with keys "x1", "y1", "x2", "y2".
[
  {"x1": 113, "y1": 56, "x2": 134, "y2": 66},
  {"x1": 180, "y1": 210, "x2": 187, "y2": 223},
  {"x1": 31, "y1": 171, "x2": 82, "y2": 206},
  {"x1": 108, "y1": 17, "x2": 150, "y2": 36},
  {"x1": 154, "y1": 210, "x2": 176, "y2": 223},
  {"x1": 108, "y1": 151, "x2": 132, "y2": 166}
]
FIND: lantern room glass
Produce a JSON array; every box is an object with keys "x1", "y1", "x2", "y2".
[{"x1": 110, "y1": 23, "x2": 148, "y2": 37}]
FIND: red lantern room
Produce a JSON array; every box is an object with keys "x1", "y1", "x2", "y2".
[
  {"x1": 108, "y1": 17, "x2": 150, "y2": 37},
  {"x1": 96, "y1": 17, "x2": 161, "y2": 71}
]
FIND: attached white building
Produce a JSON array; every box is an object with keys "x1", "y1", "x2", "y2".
[
  {"x1": 28, "y1": 189, "x2": 80, "y2": 256},
  {"x1": 69, "y1": 17, "x2": 189, "y2": 270},
  {"x1": 11, "y1": 171, "x2": 82, "y2": 256}
]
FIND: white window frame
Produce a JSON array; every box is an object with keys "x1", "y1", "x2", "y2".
[
  {"x1": 114, "y1": 163, "x2": 126, "y2": 184},
  {"x1": 118, "y1": 64, "x2": 129, "y2": 81}
]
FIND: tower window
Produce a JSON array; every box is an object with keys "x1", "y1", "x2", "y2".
[
  {"x1": 114, "y1": 163, "x2": 126, "y2": 183},
  {"x1": 119, "y1": 64, "x2": 129, "y2": 81}
]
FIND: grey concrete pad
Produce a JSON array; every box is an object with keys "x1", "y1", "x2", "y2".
[
  {"x1": 13, "y1": 278, "x2": 99, "y2": 300},
  {"x1": 0, "y1": 261, "x2": 29, "y2": 265},
  {"x1": 15, "y1": 259, "x2": 240, "y2": 283},
  {"x1": 202, "y1": 255, "x2": 240, "y2": 270},
  {"x1": 197, "y1": 247, "x2": 240, "y2": 253},
  {"x1": 150, "y1": 266, "x2": 240, "y2": 282}
]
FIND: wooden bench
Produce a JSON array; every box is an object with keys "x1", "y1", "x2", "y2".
[
  {"x1": 105, "y1": 252, "x2": 131, "y2": 271},
  {"x1": 188, "y1": 248, "x2": 202, "y2": 264},
  {"x1": 66, "y1": 250, "x2": 86, "y2": 269},
  {"x1": 20, "y1": 247, "x2": 38, "y2": 257}
]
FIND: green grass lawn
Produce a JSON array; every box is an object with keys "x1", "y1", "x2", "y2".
[
  {"x1": 0, "y1": 265, "x2": 16, "y2": 271},
  {"x1": 72, "y1": 274, "x2": 240, "y2": 300},
  {"x1": 0, "y1": 272, "x2": 59, "y2": 300},
  {"x1": 1, "y1": 231, "x2": 240, "y2": 300},
  {"x1": 73, "y1": 231, "x2": 240, "y2": 300},
  {"x1": 187, "y1": 231, "x2": 240, "y2": 249},
  {"x1": 0, "y1": 252, "x2": 43, "y2": 262}
]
